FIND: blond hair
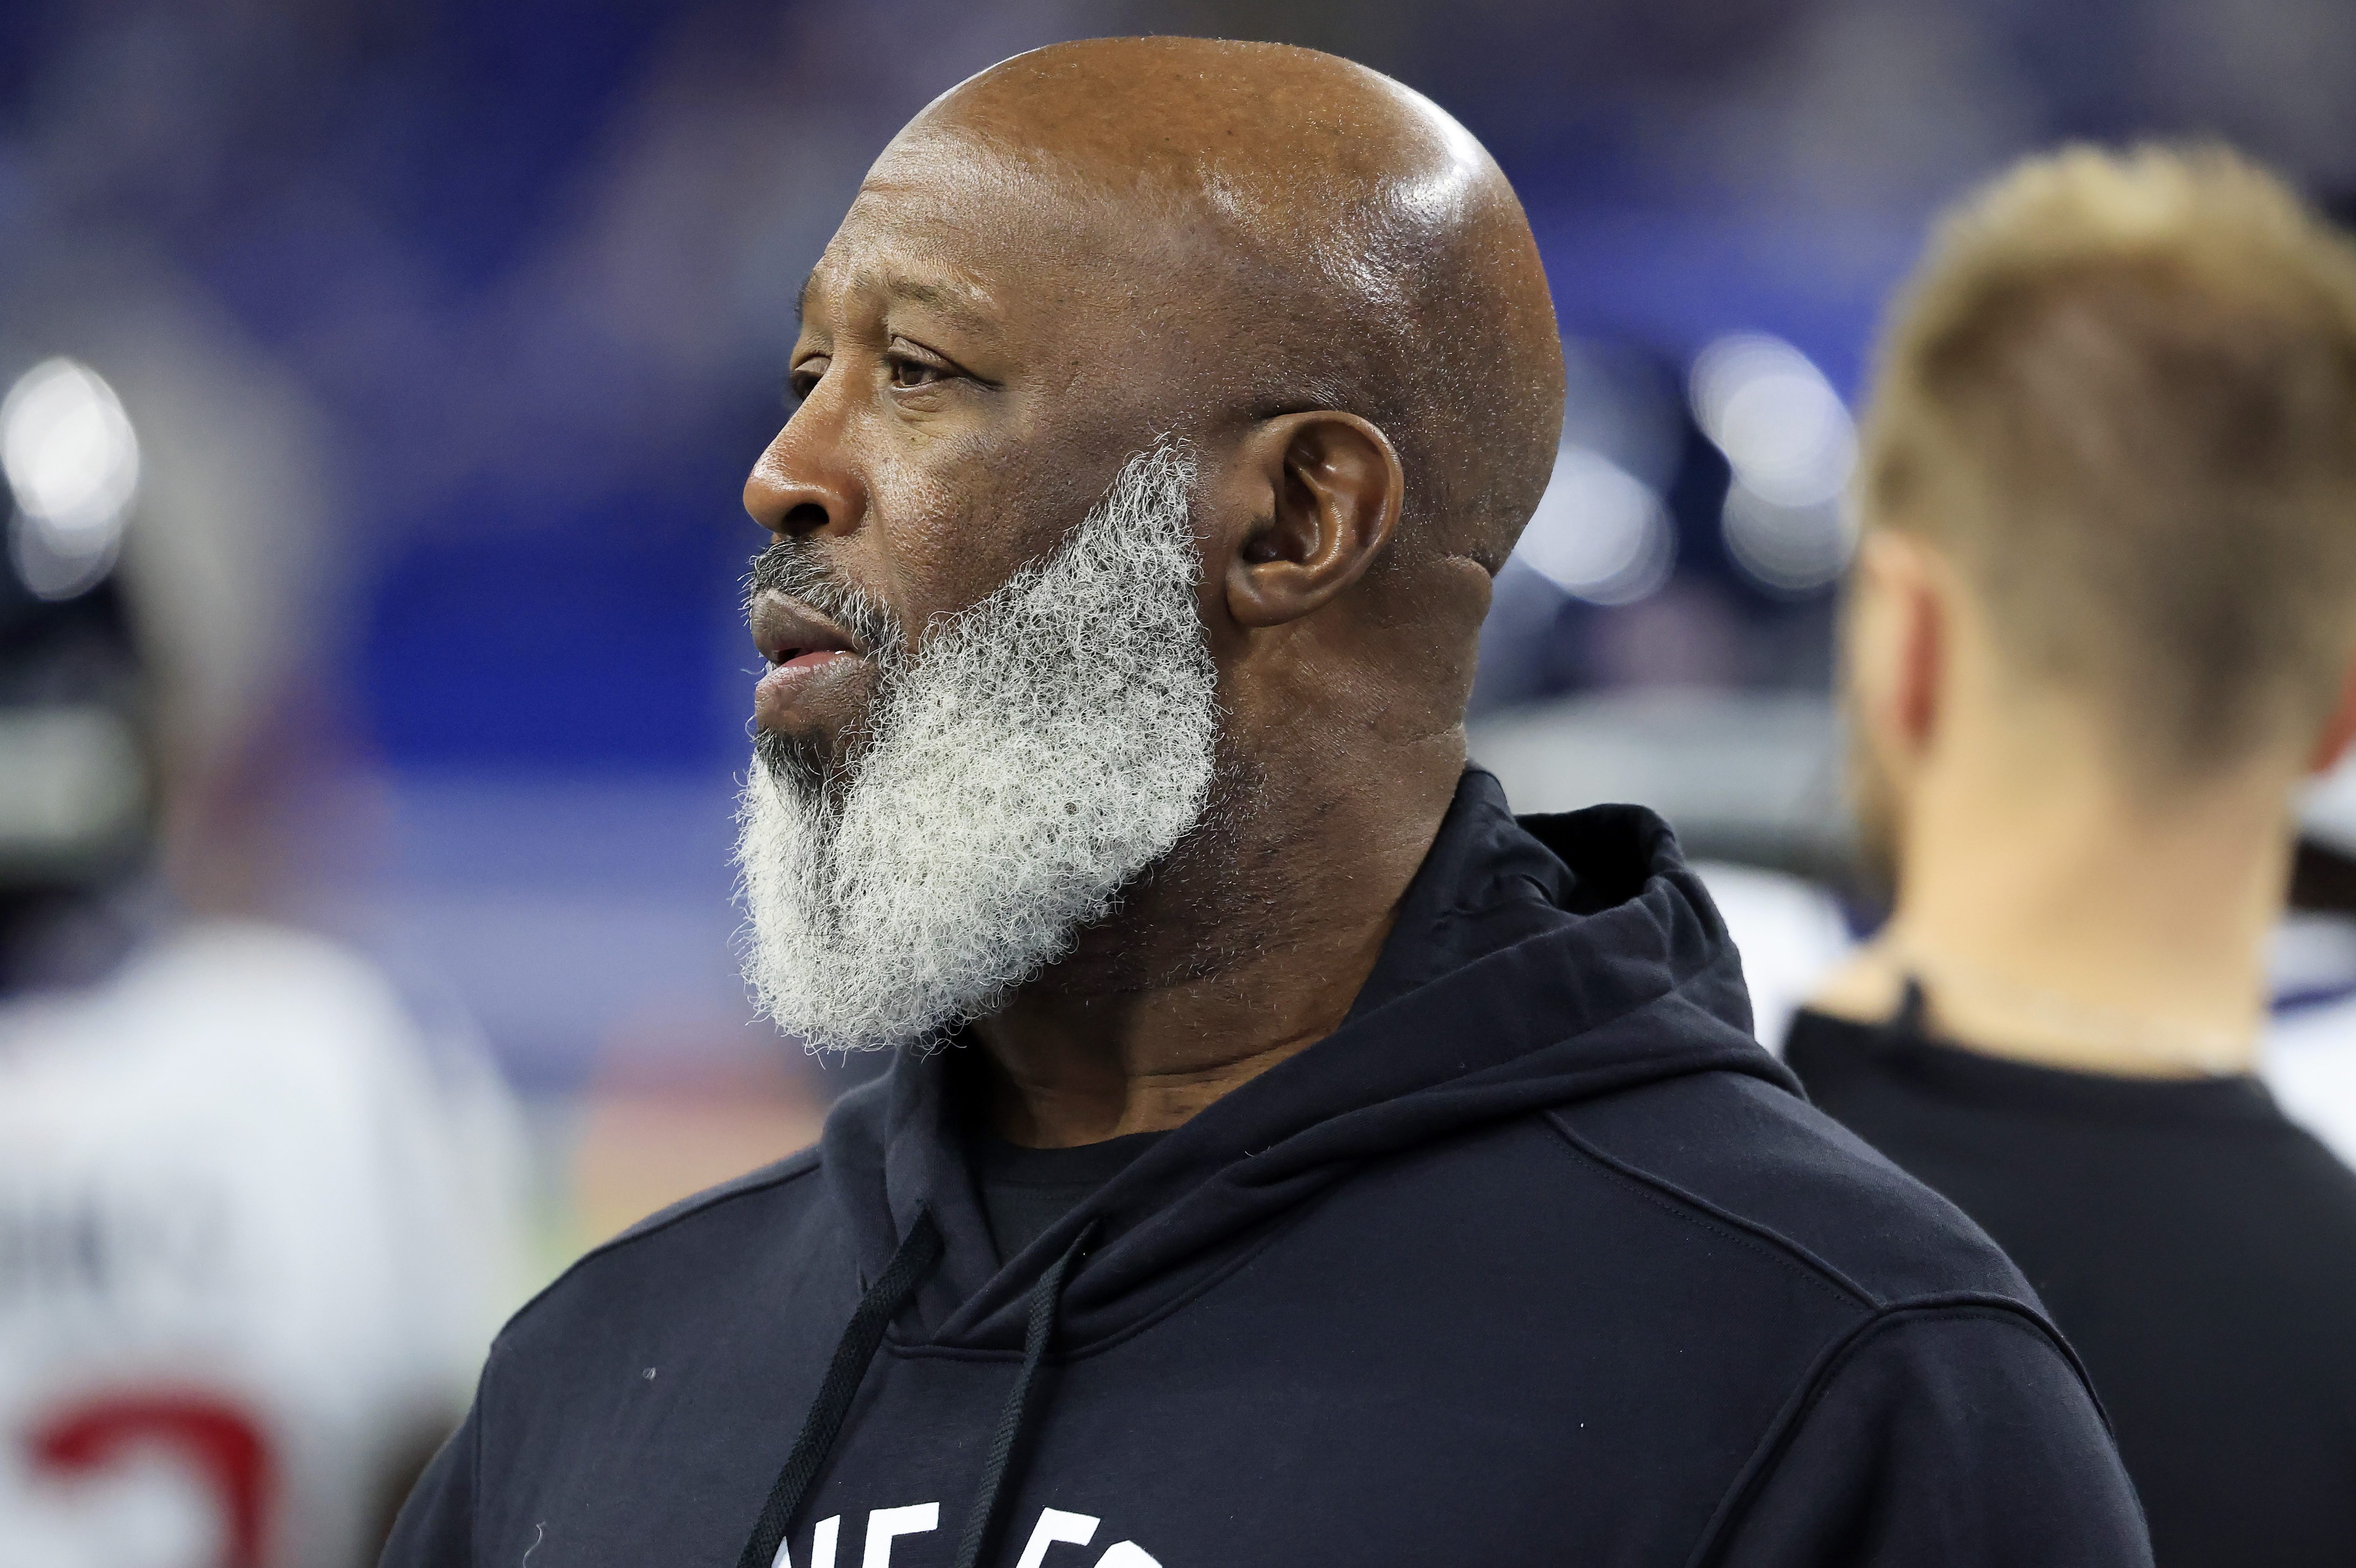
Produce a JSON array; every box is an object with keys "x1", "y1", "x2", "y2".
[{"x1": 1860, "y1": 144, "x2": 2356, "y2": 777}]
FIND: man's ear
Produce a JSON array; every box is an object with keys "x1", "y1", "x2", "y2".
[
  {"x1": 2306, "y1": 652, "x2": 2356, "y2": 775},
  {"x1": 1847, "y1": 528, "x2": 1947, "y2": 761},
  {"x1": 1219, "y1": 412, "x2": 1403, "y2": 629}
]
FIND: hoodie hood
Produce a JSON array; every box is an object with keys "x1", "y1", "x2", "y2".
[{"x1": 820, "y1": 769, "x2": 1794, "y2": 1352}]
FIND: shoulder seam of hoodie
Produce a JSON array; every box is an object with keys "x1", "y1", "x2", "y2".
[
  {"x1": 491, "y1": 1147, "x2": 825, "y2": 1339},
  {"x1": 1683, "y1": 1295, "x2": 2104, "y2": 1568},
  {"x1": 1541, "y1": 1107, "x2": 1882, "y2": 1310}
]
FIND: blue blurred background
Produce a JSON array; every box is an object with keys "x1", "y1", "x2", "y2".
[{"x1": 6, "y1": 0, "x2": 2355, "y2": 1238}]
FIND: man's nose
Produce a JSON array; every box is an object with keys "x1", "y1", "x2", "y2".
[{"x1": 743, "y1": 415, "x2": 863, "y2": 540}]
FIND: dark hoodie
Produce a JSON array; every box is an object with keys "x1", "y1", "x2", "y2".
[{"x1": 385, "y1": 773, "x2": 2151, "y2": 1568}]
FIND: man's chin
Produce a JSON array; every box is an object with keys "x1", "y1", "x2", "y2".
[{"x1": 755, "y1": 728, "x2": 843, "y2": 798}]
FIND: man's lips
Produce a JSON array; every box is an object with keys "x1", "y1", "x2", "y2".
[
  {"x1": 753, "y1": 591, "x2": 866, "y2": 664},
  {"x1": 751, "y1": 592, "x2": 871, "y2": 730}
]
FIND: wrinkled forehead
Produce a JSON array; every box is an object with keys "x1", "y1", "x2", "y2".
[
  {"x1": 808, "y1": 127, "x2": 1195, "y2": 315},
  {"x1": 806, "y1": 98, "x2": 1474, "y2": 336}
]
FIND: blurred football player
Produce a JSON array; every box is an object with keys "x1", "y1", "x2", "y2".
[
  {"x1": 0, "y1": 337, "x2": 527, "y2": 1568},
  {"x1": 1793, "y1": 145, "x2": 2356, "y2": 1568}
]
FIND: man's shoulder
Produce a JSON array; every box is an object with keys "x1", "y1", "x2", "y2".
[
  {"x1": 610, "y1": 1145, "x2": 830, "y2": 1248},
  {"x1": 496, "y1": 1147, "x2": 834, "y2": 1353},
  {"x1": 1543, "y1": 1066, "x2": 2045, "y2": 1315}
]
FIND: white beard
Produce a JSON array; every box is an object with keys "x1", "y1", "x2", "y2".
[{"x1": 734, "y1": 443, "x2": 1220, "y2": 1053}]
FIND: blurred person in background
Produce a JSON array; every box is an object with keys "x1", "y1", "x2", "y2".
[
  {"x1": 0, "y1": 294, "x2": 528, "y2": 1565},
  {"x1": 390, "y1": 38, "x2": 2148, "y2": 1568},
  {"x1": 1793, "y1": 145, "x2": 2356, "y2": 1568}
]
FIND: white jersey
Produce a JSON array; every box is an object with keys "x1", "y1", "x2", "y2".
[
  {"x1": 0, "y1": 920, "x2": 528, "y2": 1568},
  {"x1": 1696, "y1": 864, "x2": 2356, "y2": 1171}
]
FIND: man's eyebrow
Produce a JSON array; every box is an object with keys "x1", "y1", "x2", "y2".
[
  {"x1": 885, "y1": 277, "x2": 997, "y2": 333},
  {"x1": 795, "y1": 270, "x2": 999, "y2": 334}
]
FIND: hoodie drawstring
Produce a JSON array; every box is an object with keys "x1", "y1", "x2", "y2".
[
  {"x1": 950, "y1": 1224, "x2": 1093, "y2": 1568},
  {"x1": 736, "y1": 1207, "x2": 944, "y2": 1568},
  {"x1": 735, "y1": 1211, "x2": 1093, "y2": 1568}
]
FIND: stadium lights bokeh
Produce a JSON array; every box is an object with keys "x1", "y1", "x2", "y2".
[
  {"x1": 1689, "y1": 333, "x2": 1857, "y2": 597},
  {"x1": 0, "y1": 358, "x2": 139, "y2": 602},
  {"x1": 1511, "y1": 442, "x2": 1677, "y2": 606}
]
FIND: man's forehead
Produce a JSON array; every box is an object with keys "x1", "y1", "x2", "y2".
[
  {"x1": 797, "y1": 158, "x2": 1037, "y2": 329},
  {"x1": 826, "y1": 78, "x2": 1493, "y2": 335},
  {"x1": 796, "y1": 251, "x2": 1002, "y2": 334},
  {"x1": 799, "y1": 142, "x2": 1182, "y2": 330},
  {"x1": 852, "y1": 129, "x2": 1137, "y2": 257}
]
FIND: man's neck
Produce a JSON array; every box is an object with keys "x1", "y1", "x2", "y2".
[
  {"x1": 1816, "y1": 747, "x2": 2294, "y2": 1078},
  {"x1": 971, "y1": 746, "x2": 1462, "y2": 1147}
]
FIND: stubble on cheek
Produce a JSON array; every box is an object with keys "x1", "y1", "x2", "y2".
[{"x1": 884, "y1": 416, "x2": 1148, "y2": 643}]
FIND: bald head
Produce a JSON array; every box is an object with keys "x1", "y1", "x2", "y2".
[{"x1": 885, "y1": 38, "x2": 1565, "y2": 571}]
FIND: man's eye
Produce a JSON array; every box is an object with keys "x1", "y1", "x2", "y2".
[
  {"x1": 889, "y1": 355, "x2": 948, "y2": 390},
  {"x1": 786, "y1": 361, "x2": 826, "y2": 405}
]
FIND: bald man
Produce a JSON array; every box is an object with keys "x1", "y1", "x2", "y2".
[{"x1": 385, "y1": 41, "x2": 2149, "y2": 1568}]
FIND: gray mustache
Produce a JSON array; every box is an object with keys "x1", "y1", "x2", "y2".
[{"x1": 745, "y1": 541, "x2": 904, "y2": 661}]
